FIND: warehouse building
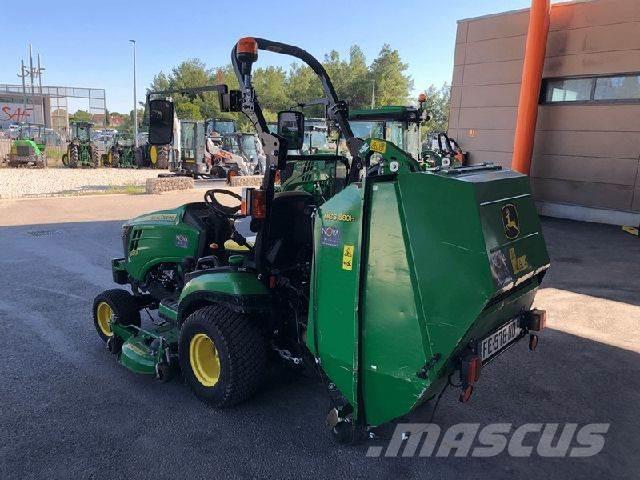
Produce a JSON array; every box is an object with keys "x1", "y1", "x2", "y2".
[{"x1": 449, "y1": 0, "x2": 640, "y2": 226}]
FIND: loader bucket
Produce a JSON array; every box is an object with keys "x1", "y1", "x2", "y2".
[{"x1": 307, "y1": 166, "x2": 549, "y2": 426}]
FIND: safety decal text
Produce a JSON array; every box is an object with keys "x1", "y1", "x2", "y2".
[{"x1": 342, "y1": 245, "x2": 354, "y2": 271}]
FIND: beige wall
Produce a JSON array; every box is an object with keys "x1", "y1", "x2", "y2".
[{"x1": 450, "y1": 0, "x2": 640, "y2": 214}]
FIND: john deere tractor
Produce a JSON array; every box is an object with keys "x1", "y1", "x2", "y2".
[
  {"x1": 62, "y1": 122, "x2": 100, "y2": 168},
  {"x1": 103, "y1": 133, "x2": 137, "y2": 168},
  {"x1": 5, "y1": 123, "x2": 47, "y2": 168},
  {"x1": 94, "y1": 38, "x2": 549, "y2": 442}
]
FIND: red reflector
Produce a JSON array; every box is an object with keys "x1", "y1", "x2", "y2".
[
  {"x1": 468, "y1": 356, "x2": 481, "y2": 383},
  {"x1": 459, "y1": 385, "x2": 474, "y2": 403},
  {"x1": 251, "y1": 189, "x2": 266, "y2": 219},
  {"x1": 460, "y1": 355, "x2": 482, "y2": 386},
  {"x1": 269, "y1": 275, "x2": 277, "y2": 289}
]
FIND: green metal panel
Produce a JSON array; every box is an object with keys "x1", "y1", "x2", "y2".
[
  {"x1": 307, "y1": 165, "x2": 549, "y2": 427},
  {"x1": 361, "y1": 181, "x2": 432, "y2": 424},
  {"x1": 179, "y1": 271, "x2": 269, "y2": 300},
  {"x1": 307, "y1": 184, "x2": 364, "y2": 416},
  {"x1": 124, "y1": 205, "x2": 201, "y2": 282}
]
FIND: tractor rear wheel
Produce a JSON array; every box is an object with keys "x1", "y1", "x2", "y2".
[
  {"x1": 69, "y1": 145, "x2": 79, "y2": 168},
  {"x1": 156, "y1": 146, "x2": 169, "y2": 169},
  {"x1": 92, "y1": 289, "x2": 141, "y2": 342},
  {"x1": 179, "y1": 305, "x2": 266, "y2": 408},
  {"x1": 91, "y1": 147, "x2": 100, "y2": 168}
]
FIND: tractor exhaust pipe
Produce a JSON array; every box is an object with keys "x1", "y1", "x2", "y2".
[{"x1": 511, "y1": 0, "x2": 551, "y2": 175}]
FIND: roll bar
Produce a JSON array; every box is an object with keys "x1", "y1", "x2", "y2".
[{"x1": 230, "y1": 38, "x2": 364, "y2": 175}]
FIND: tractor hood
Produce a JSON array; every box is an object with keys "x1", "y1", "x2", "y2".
[{"x1": 307, "y1": 166, "x2": 549, "y2": 426}]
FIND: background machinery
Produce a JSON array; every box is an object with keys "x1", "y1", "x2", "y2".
[
  {"x1": 94, "y1": 37, "x2": 549, "y2": 443},
  {"x1": 103, "y1": 133, "x2": 137, "y2": 168},
  {"x1": 62, "y1": 122, "x2": 100, "y2": 168},
  {"x1": 4, "y1": 123, "x2": 47, "y2": 168}
]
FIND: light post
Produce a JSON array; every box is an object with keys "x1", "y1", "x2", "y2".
[{"x1": 129, "y1": 39, "x2": 138, "y2": 148}]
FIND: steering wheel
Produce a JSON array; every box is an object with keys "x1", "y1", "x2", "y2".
[{"x1": 204, "y1": 189, "x2": 244, "y2": 219}]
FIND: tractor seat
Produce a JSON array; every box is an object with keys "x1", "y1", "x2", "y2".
[
  {"x1": 224, "y1": 236, "x2": 256, "y2": 253},
  {"x1": 258, "y1": 191, "x2": 314, "y2": 271}
]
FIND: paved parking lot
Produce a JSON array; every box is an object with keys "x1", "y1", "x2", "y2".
[{"x1": 0, "y1": 193, "x2": 638, "y2": 479}]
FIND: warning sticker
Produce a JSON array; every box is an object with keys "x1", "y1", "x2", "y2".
[
  {"x1": 320, "y1": 226, "x2": 341, "y2": 247},
  {"x1": 370, "y1": 139, "x2": 387, "y2": 154},
  {"x1": 342, "y1": 245, "x2": 354, "y2": 271}
]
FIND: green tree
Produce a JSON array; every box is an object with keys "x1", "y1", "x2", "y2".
[
  {"x1": 421, "y1": 83, "x2": 451, "y2": 138},
  {"x1": 369, "y1": 44, "x2": 412, "y2": 106},
  {"x1": 69, "y1": 110, "x2": 91, "y2": 123}
]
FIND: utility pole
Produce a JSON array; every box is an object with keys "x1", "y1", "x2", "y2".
[
  {"x1": 37, "y1": 53, "x2": 45, "y2": 94},
  {"x1": 28, "y1": 44, "x2": 35, "y2": 95},
  {"x1": 130, "y1": 39, "x2": 139, "y2": 148},
  {"x1": 17, "y1": 60, "x2": 29, "y2": 122},
  {"x1": 371, "y1": 81, "x2": 375, "y2": 109}
]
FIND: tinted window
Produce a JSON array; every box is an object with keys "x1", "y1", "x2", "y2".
[
  {"x1": 543, "y1": 74, "x2": 640, "y2": 103},
  {"x1": 594, "y1": 75, "x2": 640, "y2": 100},
  {"x1": 544, "y1": 78, "x2": 593, "y2": 102}
]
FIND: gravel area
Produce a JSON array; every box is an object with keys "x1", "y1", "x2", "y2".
[{"x1": 0, "y1": 167, "x2": 170, "y2": 199}]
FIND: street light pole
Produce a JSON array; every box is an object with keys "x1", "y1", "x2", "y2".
[{"x1": 129, "y1": 39, "x2": 138, "y2": 148}]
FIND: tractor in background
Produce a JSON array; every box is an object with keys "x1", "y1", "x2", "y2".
[
  {"x1": 62, "y1": 122, "x2": 100, "y2": 168},
  {"x1": 103, "y1": 133, "x2": 137, "y2": 168},
  {"x1": 4, "y1": 123, "x2": 47, "y2": 168}
]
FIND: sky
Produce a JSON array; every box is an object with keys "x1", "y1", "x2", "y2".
[{"x1": 2, "y1": 0, "x2": 536, "y2": 113}]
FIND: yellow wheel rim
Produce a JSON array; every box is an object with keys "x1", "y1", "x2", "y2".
[
  {"x1": 189, "y1": 333, "x2": 221, "y2": 387},
  {"x1": 96, "y1": 301, "x2": 113, "y2": 337},
  {"x1": 149, "y1": 146, "x2": 158, "y2": 164}
]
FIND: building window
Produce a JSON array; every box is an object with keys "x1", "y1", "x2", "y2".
[
  {"x1": 594, "y1": 75, "x2": 640, "y2": 100},
  {"x1": 544, "y1": 78, "x2": 592, "y2": 102},
  {"x1": 542, "y1": 74, "x2": 640, "y2": 104}
]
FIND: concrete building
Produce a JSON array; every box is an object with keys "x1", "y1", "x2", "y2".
[{"x1": 450, "y1": 0, "x2": 640, "y2": 226}]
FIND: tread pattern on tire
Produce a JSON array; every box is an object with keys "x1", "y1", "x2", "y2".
[{"x1": 180, "y1": 304, "x2": 266, "y2": 408}]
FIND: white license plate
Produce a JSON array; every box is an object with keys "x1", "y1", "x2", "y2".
[{"x1": 479, "y1": 318, "x2": 522, "y2": 361}]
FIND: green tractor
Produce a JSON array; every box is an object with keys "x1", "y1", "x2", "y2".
[
  {"x1": 62, "y1": 121, "x2": 100, "y2": 168},
  {"x1": 94, "y1": 37, "x2": 549, "y2": 442},
  {"x1": 103, "y1": 133, "x2": 137, "y2": 168},
  {"x1": 5, "y1": 123, "x2": 47, "y2": 168}
]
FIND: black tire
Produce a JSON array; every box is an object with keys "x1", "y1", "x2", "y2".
[
  {"x1": 61, "y1": 153, "x2": 69, "y2": 167},
  {"x1": 92, "y1": 289, "x2": 141, "y2": 342},
  {"x1": 69, "y1": 145, "x2": 79, "y2": 168},
  {"x1": 156, "y1": 146, "x2": 169, "y2": 169},
  {"x1": 179, "y1": 305, "x2": 266, "y2": 408},
  {"x1": 91, "y1": 146, "x2": 100, "y2": 168}
]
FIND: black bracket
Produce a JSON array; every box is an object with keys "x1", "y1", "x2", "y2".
[{"x1": 416, "y1": 353, "x2": 441, "y2": 379}]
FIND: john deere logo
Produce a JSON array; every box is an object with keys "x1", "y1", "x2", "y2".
[{"x1": 501, "y1": 204, "x2": 520, "y2": 239}]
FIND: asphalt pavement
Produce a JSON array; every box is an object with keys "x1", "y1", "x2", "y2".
[{"x1": 0, "y1": 194, "x2": 638, "y2": 479}]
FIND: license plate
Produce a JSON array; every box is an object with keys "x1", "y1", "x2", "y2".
[{"x1": 479, "y1": 318, "x2": 522, "y2": 361}]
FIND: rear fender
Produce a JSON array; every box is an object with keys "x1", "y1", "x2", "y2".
[{"x1": 177, "y1": 271, "x2": 270, "y2": 324}]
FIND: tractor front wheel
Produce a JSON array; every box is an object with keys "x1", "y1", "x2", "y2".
[
  {"x1": 179, "y1": 305, "x2": 266, "y2": 408},
  {"x1": 92, "y1": 289, "x2": 142, "y2": 342}
]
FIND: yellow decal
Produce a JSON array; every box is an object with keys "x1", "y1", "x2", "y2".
[
  {"x1": 342, "y1": 245, "x2": 354, "y2": 271},
  {"x1": 509, "y1": 247, "x2": 529, "y2": 274},
  {"x1": 323, "y1": 212, "x2": 356, "y2": 222},
  {"x1": 370, "y1": 139, "x2": 387, "y2": 154}
]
